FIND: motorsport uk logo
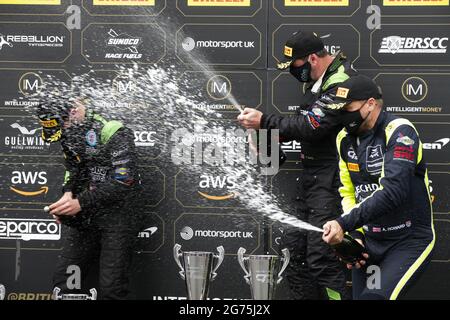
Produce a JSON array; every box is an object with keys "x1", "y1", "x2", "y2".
[
  {"x1": 0, "y1": 218, "x2": 61, "y2": 241},
  {"x1": 182, "y1": 37, "x2": 255, "y2": 52},
  {"x1": 180, "y1": 226, "x2": 253, "y2": 241}
]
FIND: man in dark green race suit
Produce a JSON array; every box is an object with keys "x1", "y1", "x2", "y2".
[
  {"x1": 238, "y1": 30, "x2": 358, "y2": 300},
  {"x1": 37, "y1": 98, "x2": 144, "y2": 300}
]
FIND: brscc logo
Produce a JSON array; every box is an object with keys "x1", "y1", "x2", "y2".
[
  {"x1": 134, "y1": 131, "x2": 156, "y2": 147},
  {"x1": 379, "y1": 36, "x2": 448, "y2": 54}
]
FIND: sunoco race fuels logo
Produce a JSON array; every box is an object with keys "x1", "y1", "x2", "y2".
[
  {"x1": 379, "y1": 36, "x2": 448, "y2": 54},
  {"x1": 105, "y1": 29, "x2": 142, "y2": 59},
  {"x1": 0, "y1": 218, "x2": 61, "y2": 241}
]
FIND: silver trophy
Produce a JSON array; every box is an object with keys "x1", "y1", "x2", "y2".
[
  {"x1": 0, "y1": 284, "x2": 5, "y2": 300},
  {"x1": 52, "y1": 287, "x2": 97, "y2": 300},
  {"x1": 173, "y1": 243, "x2": 225, "y2": 300},
  {"x1": 237, "y1": 247, "x2": 290, "y2": 300}
]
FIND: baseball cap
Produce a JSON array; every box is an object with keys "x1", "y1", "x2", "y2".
[
  {"x1": 36, "y1": 101, "x2": 72, "y2": 143},
  {"x1": 333, "y1": 75, "x2": 382, "y2": 104},
  {"x1": 277, "y1": 30, "x2": 325, "y2": 70}
]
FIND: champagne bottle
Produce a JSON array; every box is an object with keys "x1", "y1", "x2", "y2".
[{"x1": 331, "y1": 234, "x2": 367, "y2": 265}]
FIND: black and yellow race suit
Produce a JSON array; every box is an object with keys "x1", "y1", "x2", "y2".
[
  {"x1": 336, "y1": 111, "x2": 435, "y2": 300},
  {"x1": 261, "y1": 52, "x2": 356, "y2": 300},
  {"x1": 53, "y1": 111, "x2": 144, "y2": 300}
]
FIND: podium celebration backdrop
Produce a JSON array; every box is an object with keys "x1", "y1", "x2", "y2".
[{"x1": 0, "y1": 0, "x2": 449, "y2": 300}]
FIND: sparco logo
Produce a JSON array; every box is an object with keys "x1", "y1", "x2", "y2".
[
  {"x1": 379, "y1": 36, "x2": 448, "y2": 54},
  {"x1": 182, "y1": 37, "x2": 255, "y2": 52},
  {"x1": 423, "y1": 138, "x2": 449, "y2": 150},
  {"x1": 180, "y1": 225, "x2": 253, "y2": 240},
  {"x1": 0, "y1": 218, "x2": 61, "y2": 241},
  {"x1": 0, "y1": 33, "x2": 64, "y2": 50}
]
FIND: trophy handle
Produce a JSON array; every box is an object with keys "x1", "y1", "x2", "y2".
[
  {"x1": 173, "y1": 243, "x2": 185, "y2": 280},
  {"x1": 277, "y1": 248, "x2": 291, "y2": 284},
  {"x1": 52, "y1": 287, "x2": 61, "y2": 300},
  {"x1": 237, "y1": 247, "x2": 250, "y2": 285},
  {"x1": 0, "y1": 284, "x2": 5, "y2": 301},
  {"x1": 211, "y1": 246, "x2": 225, "y2": 281},
  {"x1": 88, "y1": 288, "x2": 97, "y2": 300}
]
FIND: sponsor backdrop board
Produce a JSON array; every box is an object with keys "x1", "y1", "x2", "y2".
[{"x1": 0, "y1": 0, "x2": 449, "y2": 300}]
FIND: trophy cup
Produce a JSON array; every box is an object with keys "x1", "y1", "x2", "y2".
[
  {"x1": 0, "y1": 284, "x2": 5, "y2": 300},
  {"x1": 173, "y1": 243, "x2": 225, "y2": 300},
  {"x1": 52, "y1": 287, "x2": 97, "y2": 300},
  {"x1": 237, "y1": 247, "x2": 290, "y2": 300}
]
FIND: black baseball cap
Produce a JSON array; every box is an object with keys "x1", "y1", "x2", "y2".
[
  {"x1": 36, "y1": 101, "x2": 72, "y2": 143},
  {"x1": 333, "y1": 75, "x2": 382, "y2": 104},
  {"x1": 277, "y1": 30, "x2": 325, "y2": 70}
]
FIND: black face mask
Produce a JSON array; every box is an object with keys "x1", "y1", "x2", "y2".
[
  {"x1": 342, "y1": 110, "x2": 364, "y2": 135},
  {"x1": 289, "y1": 59, "x2": 312, "y2": 83},
  {"x1": 341, "y1": 101, "x2": 369, "y2": 135}
]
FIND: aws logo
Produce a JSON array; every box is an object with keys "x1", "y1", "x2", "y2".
[
  {"x1": 10, "y1": 171, "x2": 48, "y2": 197},
  {"x1": 198, "y1": 174, "x2": 237, "y2": 201}
]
